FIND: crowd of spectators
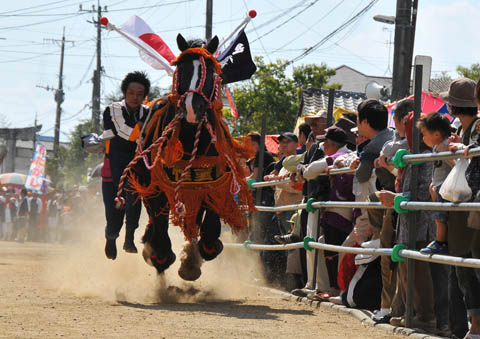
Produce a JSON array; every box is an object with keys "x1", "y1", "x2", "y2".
[
  {"x1": 0, "y1": 185, "x2": 100, "y2": 243},
  {"x1": 246, "y1": 77, "x2": 480, "y2": 339}
]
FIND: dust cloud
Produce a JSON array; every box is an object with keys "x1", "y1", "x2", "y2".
[{"x1": 43, "y1": 207, "x2": 268, "y2": 305}]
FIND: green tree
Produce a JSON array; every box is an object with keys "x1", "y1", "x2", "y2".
[
  {"x1": 457, "y1": 63, "x2": 480, "y2": 81},
  {"x1": 292, "y1": 63, "x2": 341, "y2": 91},
  {"x1": 231, "y1": 57, "x2": 339, "y2": 135}
]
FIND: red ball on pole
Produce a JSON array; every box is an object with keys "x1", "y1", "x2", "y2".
[
  {"x1": 248, "y1": 10, "x2": 257, "y2": 18},
  {"x1": 100, "y1": 17, "x2": 109, "y2": 26}
]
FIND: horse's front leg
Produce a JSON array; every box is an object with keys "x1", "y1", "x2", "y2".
[
  {"x1": 197, "y1": 208, "x2": 223, "y2": 261},
  {"x1": 142, "y1": 193, "x2": 176, "y2": 274}
]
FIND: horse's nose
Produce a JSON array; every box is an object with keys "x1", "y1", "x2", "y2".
[
  {"x1": 185, "y1": 93, "x2": 197, "y2": 123},
  {"x1": 184, "y1": 93, "x2": 206, "y2": 123}
]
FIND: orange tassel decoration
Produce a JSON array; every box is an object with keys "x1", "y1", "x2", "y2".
[{"x1": 130, "y1": 66, "x2": 256, "y2": 242}]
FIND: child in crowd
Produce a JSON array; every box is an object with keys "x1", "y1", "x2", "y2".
[{"x1": 417, "y1": 112, "x2": 454, "y2": 254}]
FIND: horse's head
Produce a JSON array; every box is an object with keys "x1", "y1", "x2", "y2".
[{"x1": 172, "y1": 33, "x2": 221, "y2": 124}]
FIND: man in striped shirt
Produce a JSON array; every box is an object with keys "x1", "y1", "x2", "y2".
[{"x1": 101, "y1": 71, "x2": 150, "y2": 260}]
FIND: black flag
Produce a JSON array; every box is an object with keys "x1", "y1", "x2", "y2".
[{"x1": 217, "y1": 30, "x2": 256, "y2": 84}]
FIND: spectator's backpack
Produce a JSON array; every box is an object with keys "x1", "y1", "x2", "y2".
[{"x1": 341, "y1": 257, "x2": 382, "y2": 311}]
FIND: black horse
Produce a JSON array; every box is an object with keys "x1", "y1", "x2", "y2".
[{"x1": 124, "y1": 34, "x2": 254, "y2": 281}]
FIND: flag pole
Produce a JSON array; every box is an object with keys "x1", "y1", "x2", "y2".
[
  {"x1": 99, "y1": 17, "x2": 175, "y2": 76},
  {"x1": 217, "y1": 10, "x2": 256, "y2": 50}
]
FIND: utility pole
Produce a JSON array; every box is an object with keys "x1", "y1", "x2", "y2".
[
  {"x1": 391, "y1": 0, "x2": 417, "y2": 101},
  {"x1": 53, "y1": 28, "x2": 66, "y2": 156},
  {"x1": 41, "y1": 27, "x2": 74, "y2": 157},
  {"x1": 33, "y1": 113, "x2": 38, "y2": 150},
  {"x1": 80, "y1": 1, "x2": 108, "y2": 133},
  {"x1": 206, "y1": 0, "x2": 213, "y2": 41}
]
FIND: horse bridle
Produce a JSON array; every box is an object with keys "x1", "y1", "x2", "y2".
[{"x1": 172, "y1": 49, "x2": 222, "y2": 110}]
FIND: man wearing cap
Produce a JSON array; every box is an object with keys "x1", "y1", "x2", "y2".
[
  {"x1": 262, "y1": 131, "x2": 303, "y2": 287},
  {"x1": 267, "y1": 132, "x2": 299, "y2": 178},
  {"x1": 274, "y1": 132, "x2": 303, "y2": 235},
  {"x1": 444, "y1": 78, "x2": 480, "y2": 338},
  {"x1": 302, "y1": 126, "x2": 354, "y2": 299}
]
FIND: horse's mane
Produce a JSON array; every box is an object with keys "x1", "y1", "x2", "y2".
[{"x1": 184, "y1": 39, "x2": 204, "y2": 48}]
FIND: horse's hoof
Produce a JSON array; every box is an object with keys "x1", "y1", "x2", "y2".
[
  {"x1": 144, "y1": 244, "x2": 176, "y2": 274},
  {"x1": 198, "y1": 238, "x2": 223, "y2": 261},
  {"x1": 142, "y1": 242, "x2": 153, "y2": 266},
  {"x1": 178, "y1": 241, "x2": 203, "y2": 281},
  {"x1": 178, "y1": 263, "x2": 201, "y2": 281}
]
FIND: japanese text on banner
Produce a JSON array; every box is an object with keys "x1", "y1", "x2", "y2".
[{"x1": 25, "y1": 143, "x2": 47, "y2": 192}]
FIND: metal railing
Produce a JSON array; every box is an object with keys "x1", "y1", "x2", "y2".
[
  {"x1": 254, "y1": 201, "x2": 480, "y2": 213},
  {"x1": 225, "y1": 241, "x2": 480, "y2": 269}
]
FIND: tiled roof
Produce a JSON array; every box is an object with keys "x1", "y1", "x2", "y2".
[
  {"x1": 429, "y1": 77, "x2": 451, "y2": 94},
  {"x1": 300, "y1": 87, "x2": 367, "y2": 115}
]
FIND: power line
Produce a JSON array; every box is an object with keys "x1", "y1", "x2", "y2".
[
  {"x1": 61, "y1": 103, "x2": 90, "y2": 122},
  {"x1": 272, "y1": 0, "x2": 346, "y2": 53},
  {"x1": 246, "y1": 0, "x2": 308, "y2": 33},
  {"x1": 0, "y1": 0, "x2": 71, "y2": 15},
  {"x1": 67, "y1": 50, "x2": 96, "y2": 91},
  {"x1": 106, "y1": 0, "x2": 195, "y2": 13},
  {"x1": 10, "y1": 0, "x2": 96, "y2": 16},
  {"x1": 0, "y1": 13, "x2": 85, "y2": 31},
  {"x1": 0, "y1": 0, "x2": 187, "y2": 16},
  {"x1": 251, "y1": 0, "x2": 319, "y2": 43},
  {"x1": 0, "y1": 39, "x2": 91, "y2": 63},
  {"x1": 243, "y1": 0, "x2": 271, "y2": 63},
  {"x1": 288, "y1": 0, "x2": 379, "y2": 64}
]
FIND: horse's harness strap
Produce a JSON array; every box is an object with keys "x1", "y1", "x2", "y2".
[{"x1": 173, "y1": 55, "x2": 221, "y2": 110}]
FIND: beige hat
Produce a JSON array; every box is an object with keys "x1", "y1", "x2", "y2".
[{"x1": 304, "y1": 109, "x2": 327, "y2": 120}]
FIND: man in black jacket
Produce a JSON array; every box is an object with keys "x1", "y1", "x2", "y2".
[{"x1": 101, "y1": 71, "x2": 150, "y2": 260}]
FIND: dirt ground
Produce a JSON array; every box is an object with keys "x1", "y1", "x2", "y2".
[{"x1": 0, "y1": 214, "x2": 397, "y2": 339}]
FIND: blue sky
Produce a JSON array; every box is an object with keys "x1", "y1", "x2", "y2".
[{"x1": 1, "y1": 0, "x2": 479, "y2": 141}]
